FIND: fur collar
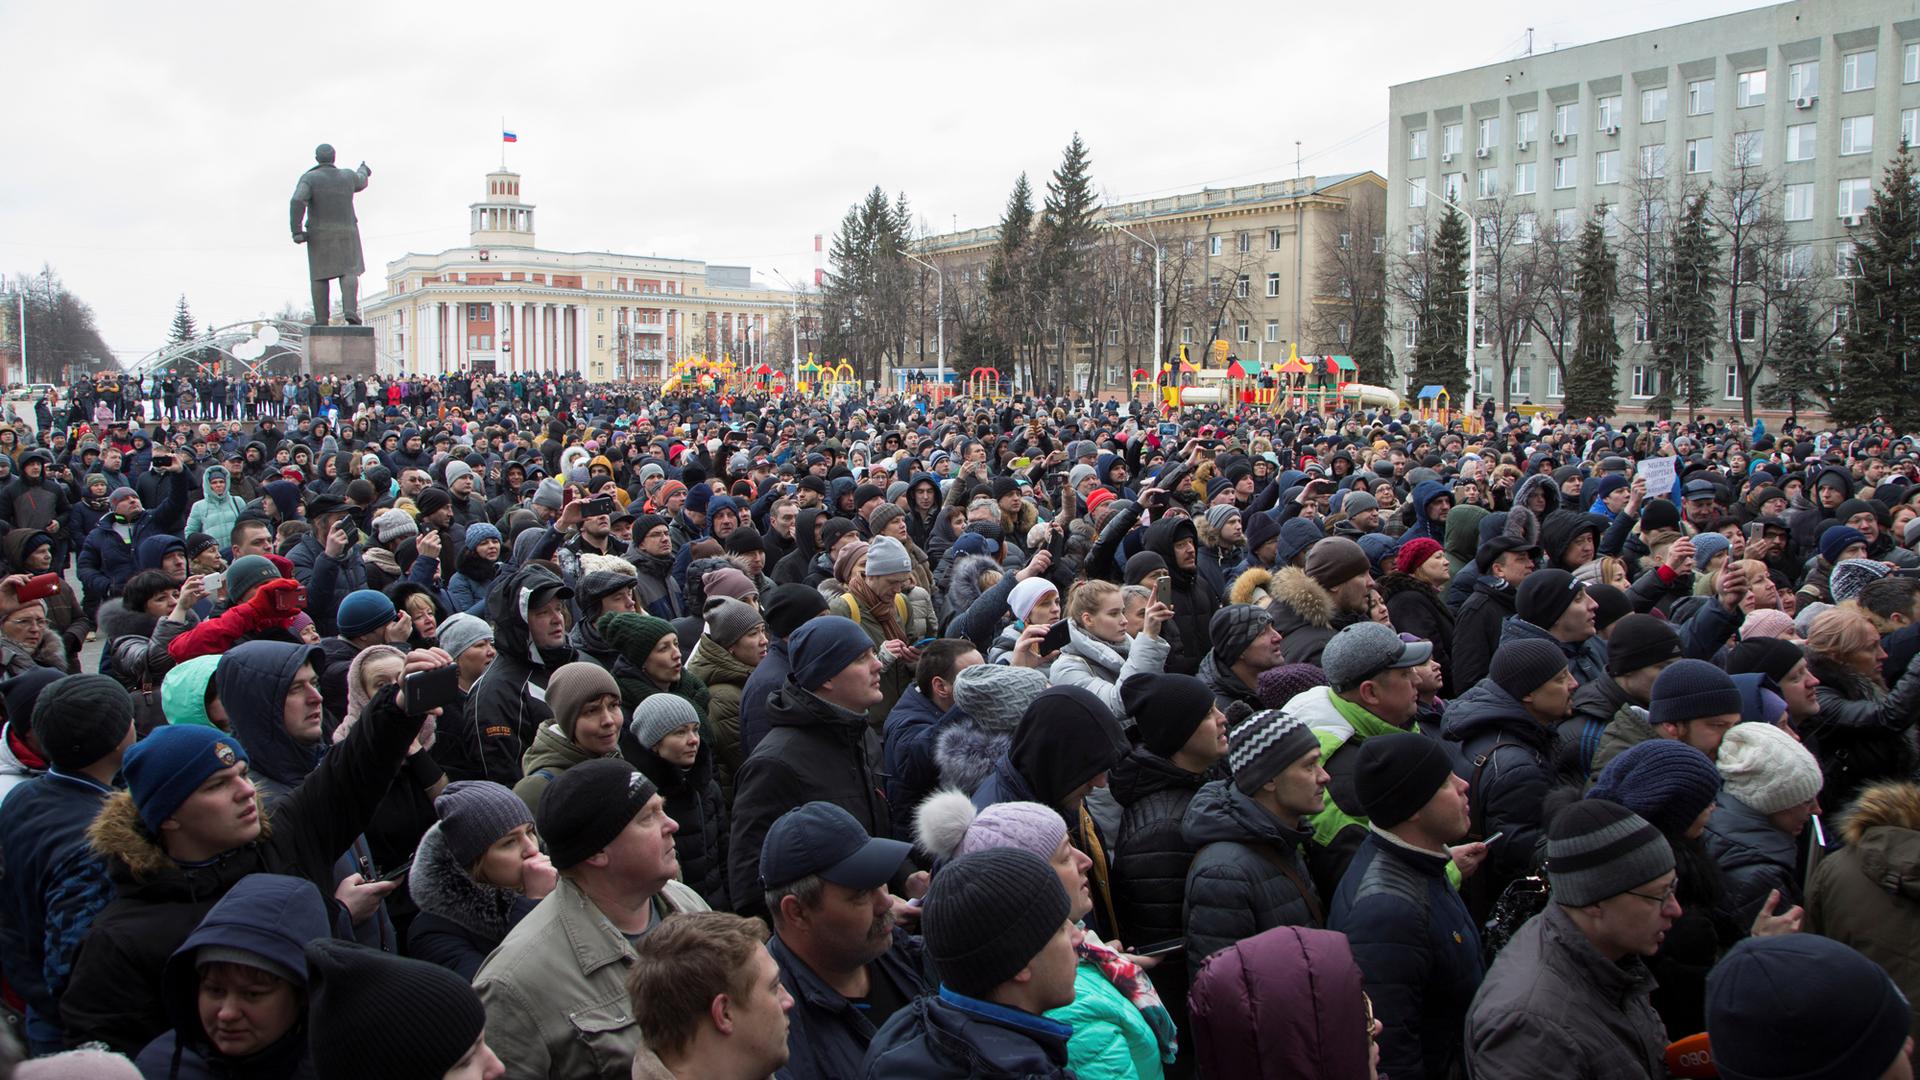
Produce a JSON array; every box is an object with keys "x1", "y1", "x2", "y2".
[
  {"x1": 87, "y1": 788, "x2": 272, "y2": 884},
  {"x1": 1229, "y1": 567, "x2": 1278, "y2": 607},
  {"x1": 407, "y1": 823, "x2": 522, "y2": 937},
  {"x1": 97, "y1": 599, "x2": 157, "y2": 643},
  {"x1": 1269, "y1": 565, "x2": 1335, "y2": 628},
  {"x1": 934, "y1": 725, "x2": 1011, "y2": 796},
  {"x1": 1842, "y1": 782, "x2": 1920, "y2": 845}
]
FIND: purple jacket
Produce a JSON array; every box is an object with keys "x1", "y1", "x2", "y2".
[{"x1": 1189, "y1": 925, "x2": 1373, "y2": 1080}]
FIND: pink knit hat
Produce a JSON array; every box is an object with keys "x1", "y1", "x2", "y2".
[{"x1": 1741, "y1": 608, "x2": 1797, "y2": 640}]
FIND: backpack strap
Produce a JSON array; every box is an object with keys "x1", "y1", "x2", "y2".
[
  {"x1": 1253, "y1": 843, "x2": 1327, "y2": 927},
  {"x1": 1467, "y1": 736, "x2": 1520, "y2": 842}
]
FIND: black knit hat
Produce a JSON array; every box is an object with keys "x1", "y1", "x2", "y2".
[
  {"x1": 723, "y1": 525, "x2": 765, "y2": 555},
  {"x1": 1122, "y1": 673, "x2": 1216, "y2": 758},
  {"x1": 415, "y1": 486, "x2": 452, "y2": 518},
  {"x1": 1605, "y1": 613, "x2": 1682, "y2": 676},
  {"x1": 1489, "y1": 638, "x2": 1568, "y2": 701},
  {"x1": 764, "y1": 583, "x2": 830, "y2": 639},
  {"x1": 305, "y1": 938, "x2": 486, "y2": 1079},
  {"x1": 536, "y1": 758, "x2": 660, "y2": 870},
  {"x1": 1729, "y1": 638, "x2": 1807, "y2": 684},
  {"x1": 922, "y1": 848, "x2": 1070, "y2": 997},
  {"x1": 1647, "y1": 659, "x2": 1741, "y2": 727},
  {"x1": 1587, "y1": 583, "x2": 1631, "y2": 633},
  {"x1": 1515, "y1": 568, "x2": 1586, "y2": 629},
  {"x1": 1353, "y1": 732, "x2": 1456, "y2": 829},
  {"x1": 1639, "y1": 498, "x2": 1681, "y2": 533},
  {"x1": 33, "y1": 674, "x2": 134, "y2": 772}
]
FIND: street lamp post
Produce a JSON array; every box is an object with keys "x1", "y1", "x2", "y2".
[
  {"x1": 903, "y1": 251, "x2": 946, "y2": 394},
  {"x1": 759, "y1": 269, "x2": 806, "y2": 391},
  {"x1": 1102, "y1": 220, "x2": 1162, "y2": 403},
  {"x1": 1407, "y1": 178, "x2": 1478, "y2": 410}
]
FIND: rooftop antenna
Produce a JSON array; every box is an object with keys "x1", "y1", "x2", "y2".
[{"x1": 1526, "y1": 27, "x2": 1534, "y2": 56}]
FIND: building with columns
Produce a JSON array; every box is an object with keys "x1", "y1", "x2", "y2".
[{"x1": 362, "y1": 169, "x2": 801, "y2": 380}]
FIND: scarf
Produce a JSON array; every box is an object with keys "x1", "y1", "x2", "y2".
[
  {"x1": 847, "y1": 575, "x2": 907, "y2": 642},
  {"x1": 1076, "y1": 932, "x2": 1178, "y2": 1064},
  {"x1": 6, "y1": 723, "x2": 46, "y2": 771}
]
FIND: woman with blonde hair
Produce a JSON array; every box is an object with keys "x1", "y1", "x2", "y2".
[
  {"x1": 1050, "y1": 579, "x2": 1174, "y2": 716},
  {"x1": 1803, "y1": 608, "x2": 1920, "y2": 812}
]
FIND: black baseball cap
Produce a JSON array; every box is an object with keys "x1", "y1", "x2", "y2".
[{"x1": 759, "y1": 801, "x2": 910, "y2": 891}]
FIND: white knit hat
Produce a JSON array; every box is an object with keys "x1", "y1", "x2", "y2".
[{"x1": 1716, "y1": 722, "x2": 1822, "y2": 814}]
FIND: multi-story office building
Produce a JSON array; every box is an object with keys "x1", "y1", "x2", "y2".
[
  {"x1": 1388, "y1": 0, "x2": 1920, "y2": 413},
  {"x1": 363, "y1": 169, "x2": 801, "y2": 380}
]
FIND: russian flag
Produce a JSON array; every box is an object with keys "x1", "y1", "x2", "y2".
[{"x1": 502, "y1": 130, "x2": 517, "y2": 143}]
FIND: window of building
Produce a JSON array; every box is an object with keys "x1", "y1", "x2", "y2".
[
  {"x1": 1789, "y1": 60, "x2": 1820, "y2": 101},
  {"x1": 1594, "y1": 149, "x2": 1621, "y2": 185},
  {"x1": 1337, "y1": 321, "x2": 1351, "y2": 344},
  {"x1": 1908, "y1": 42, "x2": 1920, "y2": 83},
  {"x1": 1632, "y1": 364, "x2": 1658, "y2": 397},
  {"x1": 1686, "y1": 137, "x2": 1714, "y2": 173},
  {"x1": 1547, "y1": 366, "x2": 1564, "y2": 398},
  {"x1": 1633, "y1": 314, "x2": 1652, "y2": 345},
  {"x1": 1734, "y1": 130, "x2": 1763, "y2": 167},
  {"x1": 1517, "y1": 212, "x2": 1538, "y2": 245},
  {"x1": 1443, "y1": 123, "x2": 1463, "y2": 156},
  {"x1": 1266, "y1": 320, "x2": 1281, "y2": 343},
  {"x1": 1555, "y1": 156, "x2": 1578, "y2": 189},
  {"x1": 1514, "y1": 161, "x2": 1537, "y2": 194},
  {"x1": 1724, "y1": 365, "x2": 1741, "y2": 399},
  {"x1": 1479, "y1": 115, "x2": 1501, "y2": 150},
  {"x1": 1641, "y1": 144, "x2": 1668, "y2": 179},
  {"x1": 1478, "y1": 168, "x2": 1499, "y2": 198},
  {"x1": 1406, "y1": 321, "x2": 1419, "y2": 350},
  {"x1": 1835, "y1": 303, "x2": 1854, "y2": 343},
  {"x1": 1208, "y1": 236, "x2": 1223, "y2": 256},
  {"x1": 1234, "y1": 275, "x2": 1250, "y2": 298},
  {"x1": 1517, "y1": 110, "x2": 1539, "y2": 144},
  {"x1": 1266, "y1": 272, "x2": 1281, "y2": 297},
  {"x1": 596, "y1": 334, "x2": 605, "y2": 349},
  {"x1": 1555, "y1": 102, "x2": 1579, "y2": 137},
  {"x1": 1787, "y1": 123, "x2": 1817, "y2": 161},
  {"x1": 1236, "y1": 321, "x2": 1250, "y2": 343},
  {"x1": 1444, "y1": 173, "x2": 1465, "y2": 201},
  {"x1": 1180, "y1": 324, "x2": 1194, "y2": 344},
  {"x1": 1339, "y1": 232, "x2": 1352, "y2": 250},
  {"x1": 1736, "y1": 308, "x2": 1759, "y2": 342},
  {"x1": 1905, "y1": 108, "x2": 1919, "y2": 149},
  {"x1": 1268, "y1": 227, "x2": 1283, "y2": 250},
  {"x1": 1688, "y1": 78, "x2": 1715, "y2": 115},
  {"x1": 1837, "y1": 240, "x2": 1860, "y2": 277},
  {"x1": 1510, "y1": 367, "x2": 1533, "y2": 399},
  {"x1": 1844, "y1": 49, "x2": 1877, "y2": 91},
  {"x1": 1842, "y1": 114, "x2": 1874, "y2": 155},
  {"x1": 1409, "y1": 129, "x2": 1429, "y2": 160},
  {"x1": 1785, "y1": 183, "x2": 1814, "y2": 221},
  {"x1": 1603, "y1": 205, "x2": 1623, "y2": 238},
  {"x1": 1839, "y1": 177, "x2": 1873, "y2": 217},
  {"x1": 1784, "y1": 244, "x2": 1813, "y2": 280},
  {"x1": 1409, "y1": 182, "x2": 1428, "y2": 208},
  {"x1": 1596, "y1": 95, "x2": 1621, "y2": 130},
  {"x1": 1474, "y1": 316, "x2": 1488, "y2": 349},
  {"x1": 1641, "y1": 86, "x2": 1668, "y2": 123},
  {"x1": 1408, "y1": 224, "x2": 1427, "y2": 252},
  {"x1": 1555, "y1": 207, "x2": 1580, "y2": 237},
  {"x1": 1237, "y1": 232, "x2": 1251, "y2": 253},
  {"x1": 1477, "y1": 368, "x2": 1496, "y2": 398},
  {"x1": 1736, "y1": 70, "x2": 1768, "y2": 107}
]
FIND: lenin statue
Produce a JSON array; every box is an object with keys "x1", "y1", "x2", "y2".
[{"x1": 290, "y1": 144, "x2": 372, "y2": 326}]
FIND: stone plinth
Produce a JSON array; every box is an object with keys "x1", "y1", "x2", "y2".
[{"x1": 305, "y1": 325, "x2": 376, "y2": 377}]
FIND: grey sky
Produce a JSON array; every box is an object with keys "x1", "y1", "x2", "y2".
[{"x1": 0, "y1": 0, "x2": 1766, "y2": 362}]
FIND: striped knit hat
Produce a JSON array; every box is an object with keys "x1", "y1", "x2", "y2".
[
  {"x1": 1229, "y1": 707, "x2": 1320, "y2": 795},
  {"x1": 1546, "y1": 799, "x2": 1674, "y2": 907}
]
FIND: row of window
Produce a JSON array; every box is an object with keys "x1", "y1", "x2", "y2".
[
  {"x1": 1162, "y1": 320, "x2": 1351, "y2": 346},
  {"x1": 1458, "y1": 363, "x2": 1771, "y2": 402},
  {"x1": 1410, "y1": 49, "x2": 1919, "y2": 161}
]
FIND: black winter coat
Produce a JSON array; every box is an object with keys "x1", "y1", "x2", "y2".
[
  {"x1": 441, "y1": 565, "x2": 576, "y2": 786},
  {"x1": 628, "y1": 737, "x2": 729, "y2": 910},
  {"x1": 404, "y1": 821, "x2": 539, "y2": 982},
  {"x1": 1143, "y1": 517, "x2": 1216, "y2": 676},
  {"x1": 1450, "y1": 575, "x2": 1516, "y2": 692},
  {"x1": 1378, "y1": 572, "x2": 1458, "y2": 697},
  {"x1": 1441, "y1": 679, "x2": 1558, "y2": 921},
  {"x1": 1181, "y1": 780, "x2": 1322, "y2": 978}
]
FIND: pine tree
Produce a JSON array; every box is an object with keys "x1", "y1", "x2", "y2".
[
  {"x1": 987, "y1": 174, "x2": 1037, "y2": 381},
  {"x1": 1564, "y1": 211, "x2": 1621, "y2": 419},
  {"x1": 1040, "y1": 134, "x2": 1099, "y2": 390},
  {"x1": 1831, "y1": 143, "x2": 1920, "y2": 427},
  {"x1": 1410, "y1": 208, "x2": 1469, "y2": 400},
  {"x1": 1760, "y1": 302, "x2": 1835, "y2": 423},
  {"x1": 167, "y1": 295, "x2": 197, "y2": 347},
  {"x1": 1651, "y1": 193, "x2": 1720, "y2": 420}
]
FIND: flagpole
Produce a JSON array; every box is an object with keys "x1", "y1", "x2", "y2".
[{"x1": 500, "y1": 116, "x2": 506, "y2": 169}]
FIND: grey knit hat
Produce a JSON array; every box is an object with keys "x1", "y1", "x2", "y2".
[
  {"x1": 703, "y1": 596, "x2": 765, "y2": 649},
  {"x1": 434, "y1": 780, "x2": 534, "y2": 868},
  {"x1": 1208, "y1": 604, "x2": 1274, "y2": 668},
  {"x1": 921, "y1": 847, "x2": 1071, "y2": 997},
  {"x1": 865, "y1": 535, "x2": 912, "y2": 577},
  {"x1": 629, "y1": 693, "x2": 701, "y2": 752},
  {"x1": 1069, "y1": 464, "x2": 1098, "y2": 490},
  {"x1": 437, "y1": 613, "x2": 493, "y2": 661},
  {"x1": 373, "y1": 507, "x2": 418, "y2": 544},
  {"x1": 1229, "y1": 707, "x2": 1320, "y2": 794},
  {"x1": 1547, "y1": 799, "x2": 1674, "y2": 906},
  {"x1": 952, "y1": 663, "x2": 1049, "y2": 734},
  {"x1": 1830, "y1": 558, "x2": 1892, "y2": 605},
  {"x1": 1205, "y1": 504, "x2": 1242, "y2": 534},
  {"x1": 533, "y1": 478, "x2": 566, "y2": 511}
]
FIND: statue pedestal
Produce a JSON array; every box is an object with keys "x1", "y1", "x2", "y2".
[{"x1": 304, "y1": 325, "x2": 375, "y2": 377}]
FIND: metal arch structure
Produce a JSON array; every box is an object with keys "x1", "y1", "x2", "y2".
[{"x1": 128, "y1": 320, "x2": 309, "y2": 379}]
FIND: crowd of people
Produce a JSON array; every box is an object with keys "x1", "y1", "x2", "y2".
[{"x1": 0, "y1": 369, "x2": 1916, "y2": 1079}]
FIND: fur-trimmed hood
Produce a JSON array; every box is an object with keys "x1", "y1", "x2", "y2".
[
  {"x1": 97, "y1": 597, "x2": 158, "y2": 644},
  {"x1": 1267, "y1": 565, "x2": 1335, "y2": 630},
  {"x1": 1230, "y1": 566, "x2": 1280, "y2": 607},
  {"x1": 407, "y1": 821, "x2": 523, "y2": 939},
  {"x1": 943, "y1": 554, "x2": 1003, "y2": 618},
  {"x1": 1842, "y1": 782, "x2": 1920, "y2": 845},
  {"x1": 934, "y1": 718, "x2": 1015, "y2": 798},
  {"x1": 1374, "y1": 570, "x2": 1436, "y2": 603},
  {"x1": 88, "y1": 787, "x2": 272, "y2": 886}
]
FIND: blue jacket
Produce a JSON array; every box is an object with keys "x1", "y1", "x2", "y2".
[
  {"x1": 773, "y1": 928, "x2": 929, "y2": 1080},
  {"x1": 881, "y1": 687, "x2": 964, "y2": 839},
  {"x1": 287, "y1": 533, "x2": 368, "y2": 637},
  {"x1": 134, "y1": 874, "x2": 328, "y2": 1080},
  {"x1": 0, "y1": 770, "x2": 117, "y2": 1036},
  {"x1": 863, "y1": 989, "x2": 1073, "y2": 1079},
  {"x1": 738, "y1": 637, "x2": 793, "y2": 761},
  {"x1": 77, "y1": 471, "x2": 191, "y2": 597},
  {"x1": 1330, "y1": 831, "x2": 1485, "y2": 1080}
]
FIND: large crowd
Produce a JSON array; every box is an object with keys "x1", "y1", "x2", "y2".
[{"x1": 0, "y1": 371, "x2": 1916, "y2": 1080}]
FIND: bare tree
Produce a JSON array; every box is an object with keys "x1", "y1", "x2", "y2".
[
  {"x1": 1522, "y1": 211, "x2": 1580, "y2": 393},
  {"x1": 1306, "y1": 202, "x2": 1390, "y2": 384}
]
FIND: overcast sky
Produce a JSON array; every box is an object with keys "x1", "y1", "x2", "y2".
[{"x1": 1, "y1": 0, "x2": 1768, "y2": 362}]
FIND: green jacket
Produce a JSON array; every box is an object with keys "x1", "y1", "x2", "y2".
[
  {"x1": 1047, "y1": 957, "x2": 1169, "y2": 1080},
  {"x1": 685, "y1": 634, "x2": 753, "y2": 798},
  {"x1": 1297, "y1": 686, "x2": 1463, "y2": 889},
  {"x1": 511, "y1": 722, "x2": 617, "y2": 813}
]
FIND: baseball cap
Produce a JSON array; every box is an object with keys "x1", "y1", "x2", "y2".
[{"x1": 759, "y1": 801, "x2": 911, "y2": 891}]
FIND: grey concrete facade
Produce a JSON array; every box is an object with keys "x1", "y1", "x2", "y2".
[{"x1": 1388, "y1": 0, "x2": 1920, "y2": 415}]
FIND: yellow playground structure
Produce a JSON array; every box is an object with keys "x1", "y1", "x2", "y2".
[{"x1": 1154, "y1": 342, "x2": 1403, "y2": 413}]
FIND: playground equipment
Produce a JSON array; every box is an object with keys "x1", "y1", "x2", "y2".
[
  {"x1": 796, "y1": 359, "x2": 824, "y2": 394},
  {"x1": 1416, "y1": 385, "x2": 1451, "y2": 424},
  {"x1": 966, "y1": 367, "x2": 1007, "y2": 402},
  {"x1": 822, "y1": 360, "x2": 859, "y2": 397},
  {"x1": 1128, "y1": 367, "x2": 1156, "y2": 400}
]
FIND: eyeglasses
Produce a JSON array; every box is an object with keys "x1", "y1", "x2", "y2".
[
  {"x1": 1625, "y1": 881, "x2": 1679, "y2": 906},
  {"x1": 3, "y1": 616, "x2": 46, "y2": 630}
]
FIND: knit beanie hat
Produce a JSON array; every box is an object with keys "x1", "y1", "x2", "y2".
[
  {"x1": 1588, "y1": 584, "x2": 1631, "y2": 633},
  {"x1": 921, "y1": 848, "x2": 1071, "y2": 997},
  {"x1": 953, "y1": 799, "x2": 1069, "y2": 862},
  {"x1": 123, "y1": 725, "x2": 251, "y2": 834},
  {"x1": 1489, "y1": 638, "x2": 1569, "y2": 701},
  {"x1": 952, "y1": 663, "x2": 1049, "y2": 733},
  {"x1": 1205, "y1": 505, "x2": 1242, "y2": 536},
  {"x1": 336, "y1": 589, "x2": 397, "y2": 638},
  {"x1": 1707, "y1": 934, "x2": 1915, "y2": 1080},
  {"x1": 598, "y1": 611, "x2": 676, "y2": 666},
  {"x1": 1123, "y1": 551, "x2": 1165, "y2": 585},
  {"x1": 1818, "y1": 525, "x2": 1868, "y2": 565},
  {"x1": 1603, "y1": 614, "x2": 1681, "y2": 677},
  {"x1": 33, "y1": 674, "x2": 134, "y2": 772},
  {"x1": 223, "y1": 554, "x2": 281, "y2": 606},
  {"x1": 545, "y1": 661, "x2": 622, "y2": 740},
  {"x1": 1515, "y1": 568, "x2": 1586, "y2": 629},
  {"x1": 461, "y1": 521, "x2": 502, "y2": 549},
  {"x1": 1740, "y1": 608, "x2": 1798, "y2": 640},
  {"x1": 1352, "y1": 731, "x2": 1455, "y2": 829},
  {"x1": 1729, "y1": 638, "x2": 1806, "y2": 684},
  {"x1": 537, "y1": 757, "x2": 660, "y2": 869},
  {"x1": 1304, "y1": 536, "x2": 1370, "y2": 590},
  {"x1": 1277, "y1": 518, "x2": 1326, "y2": 565},
  {"x1": 0, "y1": 666, "x2": 62, "y2": 738},
  {"x1": 414, "y1": 486, "x2": 453, "y2": 518},
  {"x1": 630, "y1": 693, "x2": 701, "y2": 752},
  {"x1": 865, "y1": 535, "x2": 912, "y2": 577},
  {"x1": 372, "y1": 507, "x2": 417, "y2": 544},
  {"x1": 1008, "y1": 578, "x2": 1059, "y2": 622},
  {"x1": 703, "y1": 597, "x2": 764, "y2": 648},
  {"x1": 1588, "y1": 740, "x2": 1721, "y2": 837},
  {"x1": 1341, "y1": 491, "x2": 1380, "y2": 518},
  {"x1": 1230, "y1": 707, "x2": 1320, "y2": 794},
  {"x1": 724, "y1": 525, "x2": 767, "y2": 556},
  {"x1": 1793, "y1": 601, "x2": 1833, "y2": 639},
  {"x1": 1243, "y1": 510, "x2": 1281, "y2": 556},
  {"x1": 434, "y1": 780, "x2": 534, "y2": 868},
  {"x1": 1717, "y1": 722, "x2": 1823, "y2": 814},
  {"x1": 1546, "y1": 799, "x2": 1674, "y2": 907},
  {"x1": 1692, "y1": 531, "x2": 1732, "y2": 571},
  {"x1": 765, "y1": 583, "x2": 830, "y2": 639},
  {"x1": 1647, "y1": 659, "x2": 1742, "y2": 727},
  {"x1": 1256, "y1": 663, "x2": 1329, "y2": 709},
  {"x1": 532, "y1": 477, "x2": 567, "y2": 511},
  {"x1": 1209, "y1": 604, "x2": 1275, "y2": 668},
  {"x1": 788, "y1": 616, "x2": 877, "y2": 691},
  {"x1": 436, "y1": 612, "x2": 493, "y2": 661},
  {"x1": 685, "y1": 485, "x2": 713, "y2": 514},
  {"x1": 1394, "y1": 537, "x2": 1444, "y2": 577},
  {"x1": 1830, "y1": 558, "x2": 1891, "y2": 605},
  {"x1": 305, "y1": 938, "x2": 487, "y2": 1080},
  {"x1": 701, "y1": 567, "x2": 757, "y2": 601},
  {"x1": 1085, "y1": 487, "x2": 1117, "y2": 516},
  {"x1": 1122, "y1": 673, "x2": 1217, "y2": 758},
  {"x1": 13, "y1": 1049, "x2": 143, "y2": 1078},
  {"x1": 1639, "y1": 498, "x2": 1682, "y2": 534}
]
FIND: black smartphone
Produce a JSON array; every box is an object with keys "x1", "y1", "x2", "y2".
[
  {"x1": 402, "y1": 663, "x2": 463, "y2": 718},
  {"x1": 375, "y1": 859, "x2": 413, "y2": 884},
  {"x1": 1132, "y1": 937, "x2": 1185, "y2": 958},
  {"x1": 1039, "y1": 619, "x2": 1073, "y2": 654},
  {"x1": 581, "y1": 495, "x2": 616, "y2": 518},
  {"x1": 151, "y1": 454, "x2": 174, "y2": 468},
  {"x1": 338, "y1": 517, "x2": 360, "y2": 545},
  {"x1": 1153, "y1": 577, "x2": 1173, "y2": 608}
]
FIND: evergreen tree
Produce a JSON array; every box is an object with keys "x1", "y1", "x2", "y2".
[
  {"x1": 167, "y1": 295, "x2": 197, "y2": 346},
  {"x1": 1564, "y1": 211, "x2": 1621, "y2": 419},
  {"x1": 987, "y1": 174, "x2": 1038, "y2": 381},
  {"x1": 1831, "y1": 143, "x2": 1920, "y2": 427},
  {"x1": 1409, "y1": 208, "x2": 1469, "y2": 400},
  {"x1": 820, "y1": 187, "x2": 914, "y2": 379},
  {"x1": 1040, "y1": 134, "x2": 1099, "y2": 390},
  {"x1": 1760, "y1": 302, "x2": 1835, "y2": 423},
  {"x1": 1651, "y1": 193, "x2": 1720, "y2": 420}
]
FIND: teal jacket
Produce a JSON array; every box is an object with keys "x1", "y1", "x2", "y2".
[{"x1": 1047, "y1": 958, "x2": 1167, "y2": 1080}]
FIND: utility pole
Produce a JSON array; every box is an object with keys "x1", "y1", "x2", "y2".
[
  {"x1": 903, "y1": 252, "x2": 946, "y2": 392},
  {"x1": 1293, "y1": 141, "x2": 1306, "y2": 349}
]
